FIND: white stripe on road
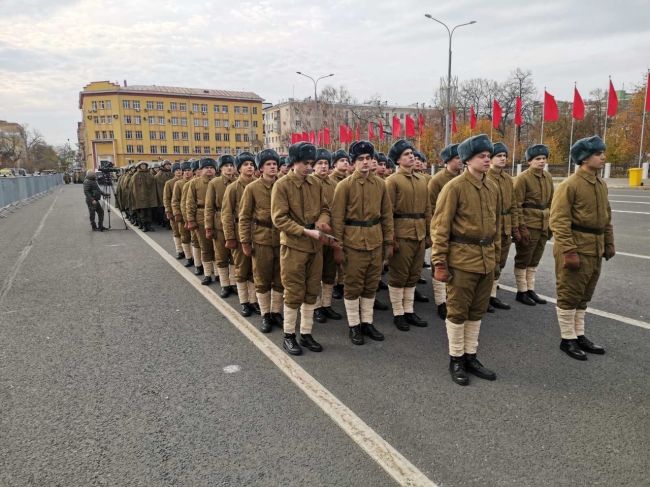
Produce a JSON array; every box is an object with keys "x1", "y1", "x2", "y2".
[
  {"x1": 610, "y1": 200, "x2": 650, "y2": 204},
  {"x1": 0, "y1": 192, "x2": 59, "y2": 307},
  {"x1": 110, "y1": 206, "x2": 437, "y2": 487},
  {"x1": 499, "y1": 285, "x2": 650, "y2": 331},
  {"x1": 612, "y1": 210, "x2": 650, "y2": 215},
  {"x1": 545, "y1": 241, "x2": 650, "y2": 260},
  {"x1": 608, "y1": 194, "x2": 650, "y2": 198}
]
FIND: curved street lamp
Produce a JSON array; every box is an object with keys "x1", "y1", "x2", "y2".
[{"x1": 296, "y1": 72, "x2": 335, "y2": 133}]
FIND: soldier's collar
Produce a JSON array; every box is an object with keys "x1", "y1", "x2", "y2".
[
  {"x1": 463, "y1": 169, "x2": 486, "y2": 189},
  {"x1": 576, "y1": 167, "x2": 598, "y2": 184},
  {"x1": 288, "y1": 170, "x2": 308, "y2": 187}
]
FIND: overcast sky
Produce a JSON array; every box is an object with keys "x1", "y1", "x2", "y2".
[{"x1": 1, "y1": 0, "x2": 648, "y2": 145}]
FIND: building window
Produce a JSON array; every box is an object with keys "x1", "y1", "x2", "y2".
[
  {"x1": 236, "y1": 147, "x2": 243, "y2": 155},
  {"x1": 170, "y1": 102, "x2": 177, "y2": 111},
  {"x1": 223, "y1": 120, "x2": 229, "y2": 128},
  {"x1": 151, "y1": 146, "x2": 158, "y2": 154},
  {"x1": 146, "y1": 101, "x2": 154, "y2": 110},
  {"x1": 94, "y1": 130, "x2": 100, "y2": 139},
  {"x1": 252, "y1": 121, "x2": 258, "y2": 127},
  {"x1": 180, "y1": 117, "x2": 187, "y2": 126},
  {"x1": 172, "y1": 132, "x2": 179, "y2": 140},
  {"x1": 216, "y1": 147, "x2": 223, "y2": 155},
  {"x1": 202, "y1": 119, "x2": 208, "y2": 128},
  {"x1": 224, "y1": 147, "x2": 230, "y2": 154},
  {"x1": 160, "y1": 146, "x2": 167, "y2": 154},
  {"x1": 134, "y1": 116, "x2": 141, "y2": 125},
  {"x1": 108, "y1": 130, "x2": 114, "y2": 139},
  {"x1": 204, "y1": 147, "x2": 211, "y2": 154},
  {"x1": 192, "y1": 103, "x2": 199, "y2": 112},
  {"x1": 193, "y1": 119, "x2": 200, "y2": 127},
  {"x1": 194, "y1": 133, "x2": 201, "y2": 141},
  {"x1": 194, "y1": 146, "x2": 201, "y2": 154},
  {"x1": 252, "y1": 107, "x2": 257, "y2": 114},
  {"x1": 135, "y1": 131, "x2": 143, "y2": 139},
  {"x1": 201, "y1": 104, "x2": 207, "y2": 114},
  {"x1": 148, "y1": 116, "x2": 155, "y2": 124},
  {"x1": 106, "y1": 100, "x2": 112, "y2": 109},
  {"x1": 243, "y1": 134, "x2": 249, "y2": 142},
  {"x1": 173, "y1": 145, "x2": 181, "y2": 154},
  {"x1": 124, "y1": 115, "x2": 132, "y2": 124},
  {"x1": 234, "y1": 120, "x2": 241, "y2": 128},
  {"x1": 123, "y1": 100, "x2": 130, "y2": 109},
  {"x1": 158, "y1": 116, "x2": 165, "y2": 125},
  {"x1": 202, "y1": 133, "x2": 209, "y2": 141},
  {"x1": 223, "y1": 133, "x2": 230, "y2": 142},
  {"x1": 235, "y1": 134, "x2": 242, "y2": 142},
  {"x1": 93, "y1": 116, "x2": 99, "y2": 123},
  {"x1": 125, "y1": 130, "x2": 133, "y2": 139},
  {"x1": 157, "y1": 101, "x2": 164, "y2": 110},
  {"x1": 214, "y1": 119, "x2": 221, "y2": 127},
  {"x1": 234, "y1": 106, "x2": 241, "y2": 114},
  {"x1": 181, "y1": 132, "x2": 188, "y2": 140},
  {"x1": 133, "y1": 100, "x2": 140, "y2": 109},
  {"x1": 150, "y1": 131, "x2": 157, "y2": 140},
  {"x1": 215, "y1": 133, "x2": 222, "y2": 141},
  {"x1": 222, "y1": 106, "x2": 228, "y2": 113},
  {"x1": 214, "y1": 105, "x2": 220, "y2": 113},
  {"x1": 182, "y1": 146, "x2": 189, "y2": 154},
  {"x1": 243, "y1": 120, "x2": 249, "y2": 128},
  {"x1": 171, "y1": 117, "x2": 178, "y2": 125},
  {"x1": 179, "y1": 103, "x2": 187, "y2": 111},
  {"x1": 91, "y1": 101, "x2": 97, "y2": 110},
  {"x1": 159, "y1": 131, "x2": 166, "y2": 140},
  {"x1": 99, "y1": 101, "x2": 105, "y2": 109},
  {"x1": 136, "y1": 145, "x2": 144, "y2": 153},
  {"x1": 242, "y1": 106, "x2": 249, "y2": 114},
  {"x1": 126, "y1": 145, "x2": 134, "y2": 153}
]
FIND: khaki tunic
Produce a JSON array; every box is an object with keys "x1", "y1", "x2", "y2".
[
  {"x1": 428, "y1": 168, "x2": 457, "y2": 215},
  {"x1": 205, "y1": 175, "x2": 235, "y2": 269},
  {"x1": 487, "y1": 167, "x2": 519, "y2": 275},
  {"x1": 163, "y1": 176, "x2": 180, "y2": 215},
  {"x1": 329, "y1": 169, "x2": 348, "y2": 185},
  {"x1": 222, "y1": 175, "x2": 254, "y2": 282},
  {"x1": 514, "y1": 167, "x2": 553, "y2": 231},
  {"x1": 154, "y1": 169, "x2": 173, "y2": 207},
  {"x1": 186, "y1": 175, "x2": 215, "y2": 262},
  {"x1": 131, "y1": 169, "x2": 158, "y2": 210},
  {"x1": 311, "y1": 173, "x2": 339, "y2": 285},
  {"x1": 171, "y1": 179, "x2": 188, "y2": 218}
]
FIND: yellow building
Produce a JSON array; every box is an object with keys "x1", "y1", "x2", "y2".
[{"x1": 78, "y1": 81, "x2": 264, "y2": 169}]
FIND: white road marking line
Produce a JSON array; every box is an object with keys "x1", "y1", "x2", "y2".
[
  {"x1": 498, "y1": 285, "x2": 650, "y2": 331},
  {"x1": 612, "y1": 210, "x2": 650, "y2": 215},
  {"x1": 0, "y1": 192, "x2": 58, "y2": 307},
  {"x1": 223, "y1": 365, "x2": 241, "y2": 374},
  {"x1": 544, "y1": 242, "x2": 650, "y2": 260},
  {"x1": 610, "y1": 200, "x2": 650, "y2": 204},
  {"x1": 111, "y1": 205, "x2": 437, "y2": 487},
  {"x1": 608, "y1": 194, "x2": 650, "y2": 197}
]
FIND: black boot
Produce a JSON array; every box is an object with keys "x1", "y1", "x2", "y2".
[
  {"x1": 414, "y1": 288, "x2": 429, "y2": 302},
  {"x1": 283, "y1": 333, "x2": 302, "y2": 355},
  {"x1": 145, "y1": 223, "x2": 155, "y2": 232},
  {"x1": 373, "y1": 298, "x2": 389, "y2": 311},
  {"x1": 176, "y1": 252, "x2": 185, "y2": 260},
  {"x1": 194, "y1": 265, "x2": 203, "y2": 276},
  {"x1": 322, "y1": 306, "x2": 342, "y2": 320},
  {"x1": 201, "y1": 276, "x2": 212, "y2": 285},
  {"x1": 219, "y1": 284, "x2": 233, "y2": 298},
  {"x1": 526, "y1": 290, "x2": 546, "y2": 304},
  {"x1": 560, "y1": 339, "x2": 588, "y2": 360},
  {"x1": 251, "y1": 302, "x2": 261, "y2": 315},
  {"x1": 393, "y1": 315, "x2": 410, "y2": 331},
  {"x1": 576, "y1": 335, "x2": 605, "y2": 354},
  {"x1": 184, "y1": 258, "x2": 194, "y2": 268},
  {"x1": 260, "y1": 313, "x2": 273, "y2": 333},
  {"x1": 91, "y1": 221, "x2": 98, "y2": 231},
  {"x1": 377, "y1": 279, "x2": 388, "y2": 291},
  {"x1": 489, "y1": 297, "x2": 511, "y2": 310},
  {"x1": 349, "y1": 325, "x2": 365, "y2": 345},
  {"x1": 465, "y1": 354, "x2": 497, "y2": 381},
  {"x1": 516, "y1": 291, "x2": 536, "y2": 306},
  {"x1": 417, "y1": 277, "x2": 426, "y2": 285},
  {"x1": 299, "y1": 334, "x2": 323, "y2": 352},
  {"x1": 332, "y1": 284, "x2": 344, "y2": 300},
  {"x1": 361, "y1": 323, "x2": 384, "y2": 341},
  {"x1": 405, "y1": 312, "x2": 428, "y2": 327},
  {"x1": 314, "y1": 307, "x2": 327, "y2": 323},
  {"x1": 487, "y1": 303, "x2": 495, "y2": 313},
  {"x1": 423, "y1": 262, "x2": 431, "y2": 268},
  {"x1": 437, "y1": 303, "x2": 447, "y2": 320},
  {"x1": 449, "y1": 356, "x2": 469, "y2": 386},
  {"x1": 271, "y1": 312, "x2": 284, "y2": 328},
  {"x1": 240, "y1": 302, "x2": 253, "y2": 317}
]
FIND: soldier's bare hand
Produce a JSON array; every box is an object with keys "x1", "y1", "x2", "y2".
[
  {"x1": 165, "y1": 212, "x2": 172, "y2": 220},
  {"x1": 333, "y1": 247, "x2": 345, "y2": 265},
  {"x1": 225, "y1": 239, "x2": 238, "y2": 250},
  {"x1": 384, "y1": 243, "x2": 394, "y2": 260},
  {"x1": 303, "y1": 228, "x2": 320, "y2": 241},
  {"x1": 316, "y1": 222, "x2": 332, "y2": 234},
  {"x1": 205, "y1": 228, "x2": 214, "y2": 240},
  {"x1": 187, "y1": 221, "x2": 197, "y2": 230},
  {"x1": 519, "y1": 225, "x2": 531, "y2": 246},
  {"x1": 563, "y1": 250, "x2": 580, "y2": 270},
  {"x1": 174, "y1": 214, "x2": 182, "y2": 223},
  {"x1": 433, "y1": 262, "x2": 450, "y2": 282},
  {"x1": 604, "y1": 243, "x2": 615, "y2": 260},
  {"x1": 242, "y1": 242, "x2": 252, "y2": 257}
]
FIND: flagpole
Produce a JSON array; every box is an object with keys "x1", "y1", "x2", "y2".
[
  {"x1": 540, "y1": 87, "x2": 545, "y2": 144},
  {"x1": 639, "y1": 70, "x2": 649, "y2": 168},
  {"x1": 512, "y1": 124, "x2": 517, "y2": 176},
  {"x1": 568, "y1": 117, "x2": 575, "y2": 177},
  {"x1": 603, "y1": 75, "x2": 611, "y2": 143}
]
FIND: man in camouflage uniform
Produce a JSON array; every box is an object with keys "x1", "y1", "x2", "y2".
[
  {"x1": 431, "y1": 134, "x2": 501, "y2": 386},
  {"x1": 331, "y1": 140, "x2": 394, "y2": 345},
  {"x1": 550, "y1": 136, "x2": 612, "y2": 360},
  {"x1": 513, "y1": 144, "x2": 554, "y2": 306},
  {"x1": 172, "y1": 161, "x2": 195, "y2": 267},
  {"x1": 163, "y1": 162, "x2": 184, "y2": 259},
  {"x1": 154, "y1": 160, "x2": 174, "y2": 228}
]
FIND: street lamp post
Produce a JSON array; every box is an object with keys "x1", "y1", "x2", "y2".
[
  {"x1": 424, "y1": 15, "x2": 476, "y2": 146},
  {"x1": 296, "y1": 71, "x2": 335, "y2": 135}
]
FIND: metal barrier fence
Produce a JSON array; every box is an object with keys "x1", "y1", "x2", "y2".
[{"x1": 0, "y1": 174, "x2": 64, "y2": 209}]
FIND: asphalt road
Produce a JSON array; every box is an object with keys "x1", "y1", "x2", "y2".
[{"x1": 1, "y1": 185, "x2": 648, "y2": 487}]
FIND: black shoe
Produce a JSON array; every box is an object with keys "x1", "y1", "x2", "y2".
[
  {"x1": 405, "y1": 312, "x2": 427, "y2": 327},
  {"x1": 377, "y1": 280, "x2": 388, "y2": 290},
  {"x1": 98, "y1": 226, "x2": 109, "y2": 232},
  {"x1": 437, "y1": 303, "x2": 447, "y2": 320},
  {"x1": 251, "y1": 302, "x2": 261, "y2": 315},
  {"x1": 449, "y1": 356, "x2": 469, "y2": 386},
  {"x1": 184, "y1": 258, "x2": 194, "y2": 268},
  {"x1": 465, "y1": 354, "x2": 497, "y2": 381},
  {"x1": 361, "y1": 323, "x2": 384, "y2": 341},
  {"x1": 414, "y1": 289, "x2": 429, "y2": 303},
  {"x1": 417, "y1": 277, "x2": 426, "y2": 284},
  {"x1": 393, "y1": 315, "x2": 410, "y2": 331},
  {"x1": 91, "y1": 222, "x2": 98, "y2": 231},
  {"x1": 147, "y1": 224, "x2": 155, "y2": 232},
  {"x1": 577, "y1": 335, "x2": 605, "y2": 354},
  {"x1": 260, "y1": 313, "x2": 273, "y2": 333},
  {"x1": 560, "y1": 339, "x2": 588, "y2": 360},
  {"x1": 423, "y1": 262, "x2": 431, "y2": 268},
  {"x1": 487, "y1": 304, "x2": 495, "y2": 313},
  {"x1": 283, "y1": 333, "x2": 302, "y2": 355},
  {"x1": 489, "y1": 297, "x2": 511, "y2": 310},
  {"x1": 176, "y1": 252, "x2": 185, "y2": 260},
  {"x1": 322, "y1": 306, "x2": 342, "y2": 320},
  {"x1": 516, "y1": 291, "x2": 536, "y2": 306},
  {"x1": 526, "y1": 290, "x2": 546, "y2": 304},
  {"x1": 194, "y1": 265, "x2": 203, "y2": 276},
  {"x1": 349, "y1": 325, "x2": 365, "y2": 345},
  {"x1": 373, "y1": 298, "x2": 389, "y2": 311},
  {"x1": 219, "y1": 285, "x2": 233, "y2": 298},
  {"x1": 240, "y1": 302, "x2": 253, "y2": 317},
  {"x1": 201, "y1": 276, "x2": 212, "y2": 285},
  {"x1": 314, "y1": 307, "x2": 328, "y2": 323},
  {"x1": 142, "y1": 224, "x2": 150, "y2": 232},
  {"x1": 332, "y1": 284, "x2": 344, "y2": 300},
  {"x1": 299, "y1": 334, "x2": 323, "y2": 352},
  {"x1": 271, "y1": 312, "x2": 284, "y2": 328}
]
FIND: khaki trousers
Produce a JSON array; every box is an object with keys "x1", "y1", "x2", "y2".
[
  {"x1": 446, "y1": 267, "x2": 494, "y2": 324},
  {"x1": 388, "y1": 238, "x2": 425, "y2": 288},
  {"x1": 514, "y1": 228, "x2": 548, "y2": 269},
  {"x1": 233, "y1": 246, "x2": 253, "y2": 283},
  {"x1": 321, "y1": 245, "x2": 338, "y2": 285},
  {"x1": 280, "y1": 245, "x2": 322, "y2": 309},
  {"x1": 252, "y1": 243, "x2": 283, "y2": 294},
  {"x1": 554, "y1": 251, "x2": 602, "y2": 310},
  {"x1": 343, "y1": 246, "x2": 383, "y2": 300},
  {"x1": 494, "y1": 233, "x2": 512, "y2": 281},
  {"x1": 213, "y1": 228, "x2": 232, "y2": 269}
]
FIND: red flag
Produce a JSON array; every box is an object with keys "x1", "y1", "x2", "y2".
[
  {"x1": 368, "y1": 123, "x2": 376, "y2": 140},
  {"x1": 418, "y1": 113, "x2": 425, "y2": 135},
  {"x1": 302, "y1": 131, "x2": 309, "y2": 142},
  {"x1": 572, "y1": 87, "x2": 585, "y2": 120},
  {"x1": 291, "y1": 133, "x2": 300, "y2": 144},
  {"x1": 470, "y1": 106, "x2": 477, "y2": 129},
  {"x1": 316, "y1": 130, "x2": 322, "y2": 145},
  {"x1": 451, "y1": 109, "x2": 457, "y2": 134},
  {"x1": 405, "y1": 115, "x2": 416, "y2": 137},
  {"x1": 514, "y1": 97, "x2": 523, "y2": 126},
  {"x1": 339, "y1": 125, "x2": 347, "y2": 143},
  {"x1": 392, "y1": 116, "x2": 401, "y2": 138},
  {"x1": 543, "y1": 91, "x2": 559, "y2": 122},
  {"x1": 379, "y1": 120, "x2": 385, "y2": 141},
  {"x1": 607, "y1": 80, "x2": 618, "y2": 117},
  {"x1": 645, "y1": 72, "x2": 650, "y2": 112},
  {"x1": 492, "y1": 99, "x2": 502, "y2": 129},
  {"x1": 324, "y1": 127, "x2": 331, "y2": 145}
]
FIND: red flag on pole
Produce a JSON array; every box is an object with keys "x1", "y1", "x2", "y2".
[
  {"x1": 405, "y1": 115, "x2": 416, "y2": 137},
  {"x1": 543, "y1": 91, "x2": 559, "y2": 122},
  {"x1": 324, "y1": 127, "x2": 331, "y2": 145},
  {"x1": 470, "y1": 106, "x2": 477, "y2": 129},
  {"x1": 514, "y1": 97, "x2": 523, "y2": 126},
  {"x1": 368, "y1": 123, "x2": 376, "y2": 140},
  {"x1": 302, "y1": 131, "x2": 309, "y2": 142},
  {"x1": 451, "y1": 109, "x2": 458, "y2": 134},
  {"x1": 339, "y1": 125, "x2": 347, "y2": 143},
  {"x1": 418, "y1": 113, "x2": 425, "y2": 135},
  {"x1": 291, "y1": 133, "x2": 299, "y2": 144},
  {"x1": 607, "y1": 80, "x2": 618, "y2": 117},
  {"x1": 308, "y1": 131, "x2": 315, "y2": 144},
  {"x1": 379, "y1": 120, "x2": 385, "y2": 141},
  {"x1": 572, "y1": 87, "x2": 585, "y2": 120},
  {"x1": 645, "y1": 72, "x2": 650, "y2": 112},
  {"x1": 316, "y1": 130, "x2": 322, "y2": 145},
  {"x1": 492, "y1": 99, "x2": 502, "y2": 129},
  {"x1": 392, "y1": 116, "x2": 401, "y2": 138}
]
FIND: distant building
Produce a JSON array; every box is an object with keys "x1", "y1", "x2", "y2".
[{"x1": 0, "y1": 120, "x2": 27, "y2": 168}]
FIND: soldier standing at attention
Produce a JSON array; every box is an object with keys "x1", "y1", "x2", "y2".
[
  {"x1": 222, "y1": 152, "x2": 259, "y2": 316},
  {"x1": 329, "y1": 150, "x2": 350, "y2": 299},
  {"x1": 239, "y1": 149, "x2": 284, "y2": 333},
  {"x1": 513, "y1": 144, "x2": 554, "y2": 306},
  {"x1": 309, "y1": 148, "x2": 343, "y2": 324},
  {"x1": 385, "y1": 140, "x2": 431, "y2": 331},
  {"x1": 163, "y1": 162, "x2": 184, "y2": 258},
  {"x1": 154, "y1": 160, "x2": 173, "y2": 228},
  {"x1": 182, "y1": 160, "x2": 203, "y2": 275},
  {"x1": 186, "y1": 158, "x2": 217, "y2": 285},
  {"x1": 271, "y1": 142, "x2": 335, "y2": 356},
  {"x1": 431, "y1": 134, "x2": 501, "y2": 386},
  {"x1": 205, "y1": 155, "x2": 237, "y2": 298},
  {"x1": 172, "y1": 162, "x2": 195, "y2": 267},
  {"x1": 278, "y1": 157, "x2": 289, "y2": 178},
  {"x1": 131, "y1": 161, "x2": 158, "y2": 232},
  {"x1": 486, "y1": 142, "x2": 520, "y2": 311},
  {"x1": 550, "y1": 136, "x2": 612, "y2": 360},
  {"x1": 331, "y1": 140, "x2": 394, "y2": 345}
]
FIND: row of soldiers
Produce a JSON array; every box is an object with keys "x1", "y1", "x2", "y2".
[{"x1": 114, "y1": 134, "x2": 614, "y2": 386}]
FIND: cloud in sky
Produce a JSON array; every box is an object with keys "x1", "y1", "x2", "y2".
[{"x1": 0, "y1": 0, "x2": 648, "y2": 145}]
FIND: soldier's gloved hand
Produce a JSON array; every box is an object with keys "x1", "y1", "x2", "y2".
[
  {"x1": 425, "y1": 236, "x2": 432, "y2": 249},
  {"x1": 225, "y1": 239, "x2": 238, "y2": 250},
  {"x1": 563, "y1": 250, "x2": 581, "y2": 270},
  {"x1": 205, "y1": 228, "x2": 214, "y2": 240},
  {"x1": 604, "y1": 243, "x2": 615, "y2": 261},
  {"x1": 512, "y1": 226, "x2": 522, "y2": 243},
  {"x1": 333, "y1": 247, "x2": 345, "y2": 265},
  {"x1": 187, "y1": 221, "x2": 197, "y2": 230},
  {"x1": 316, "y1": 221, "x2": 332, "y2": 234},
  {"x1": 519, "y1": 225, "x2": 531, "y2": 246},
  {"x1": 433, "y1": 262, "x2": 450, "y2": 282},
  {"x1": 384, "y1": 243, "x2": 394, "y2": 260},
  {"x1": 174, "y1": 214, "x2": 182, "y2": 223},
  {"x1": 242, "y1": 242, "x2": 252, "y2": 257}
]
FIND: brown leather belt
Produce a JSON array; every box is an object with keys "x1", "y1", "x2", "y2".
[
  {"x1": 451, "y1": 235, "x2": 495, "y2": 246},
  {"x1": 197, "y1": 205, "x2": 205, "y2": 208},
  {"x1": 571, "y1": 223, "x2": 605, "y2": 235},
  {"x1": 304, "y1": 223, "x2": 316, "y2": 230},
  {"x1": 394, "y1": 213, "x2": 425, "y2": 219},
  {"x1": 255, "y1": 219, "x2": 273, "y2": 228},
  {"x1": 345, "y1": 218, "x2": 380, "y2": 227},
  {"x1": 522, "y1": 202, "x2": 548, "y2": 210}
]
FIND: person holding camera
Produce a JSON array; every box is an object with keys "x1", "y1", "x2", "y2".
[{"x1": 83, "y1": 170, "x2": 109, "y2": 231}]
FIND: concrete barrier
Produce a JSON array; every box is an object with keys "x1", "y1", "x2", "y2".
[{"x1": 0, "y1": 174, "x2": 64, "y2": 209}]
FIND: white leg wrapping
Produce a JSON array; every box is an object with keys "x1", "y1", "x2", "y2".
[
  {"x1": 575, "y1": 309, "x2": 586, "y2": 336},
  {"x1": 526, "y1": 267, "x2": 537, "y2": 291},
  {"x1": 445, "y1": 319, "x2": 465, "y2": 357},
  {"x1": 433, "y1": 279, "x2": 447, "y2": 305},
  {"x1": 257, "y1": 291, "x2": 271, "y2": 315},
  {"x1": 300, "y1": 303, "x2": 316, "y2": 334},
  {"x1": 182, "y1": 243, "x2": 193, "y2": 259},
  {"x1": 403, "y1": 286, "x2": 416, "y2": 314},
  {"x1": 217, "y1": 266, "x2": 230, "y2": 287},
  {"x1": 388, "y1": 286, "x2": 405, "y2": 316},
  {"x1": 235, "y1": 281, "x2": 249, "y2": 304},
  {"x1": 321, "y1": 283, "x2": 334, "y2": 308},
  {"x1": 491, "y1": 280, "x2": 498, "y2": 298},
  {"x1": 192, "y1": 247, "x2": 202, "y2": 267},
  {"x1": 271, "y1": 290, "x2": 284, "y2": 313},
  {"x1": 514, "y1": 267, "x2": 528, "y2": 292},
  {"x1": 344, "y1": 298, "x2": 361, "y2": 327},
  {"x1": 247, "y1": 281, "x2": 257, "y2": 304},
  {"x1": 283, "y1": 305, "x2": 298, "y2": 334},
  {"x1": 556, "y1": 307, "x2": 578, "y2": 340},
  {"x1": 360, "y1": 297, "x2": 375, "y2": 324},
  {"x1": 173, "y1": 236, "x2": 182, "y2": 253},
  {"x1": 203, "y1": 261, "x2": 214, "y2": 277},
  {"x1": 464, "y1": 320, "x2": 481, "y2": 354}
]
